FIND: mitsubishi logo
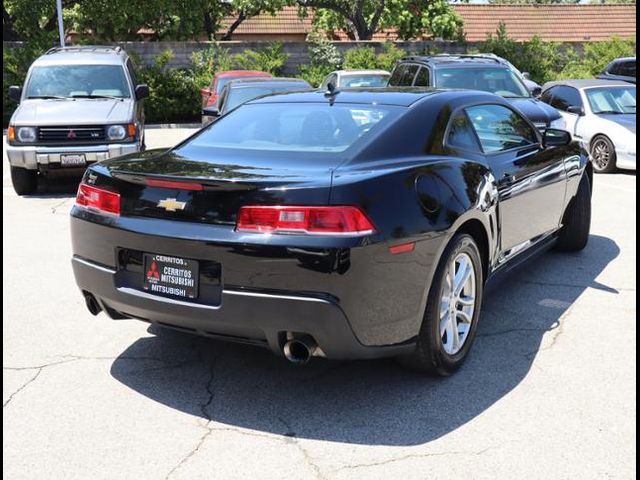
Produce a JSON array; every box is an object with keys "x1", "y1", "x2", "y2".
[
  {"x1": 157, "y1": 198, "x2": 187, "y2": 212},
  {"x1": 67, "y1": 129, "x2": 77, "y2": 139}
]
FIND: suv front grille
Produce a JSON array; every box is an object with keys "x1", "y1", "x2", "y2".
[{"x1": 38, "y1": 126, "x2": 106, "y2": 143}]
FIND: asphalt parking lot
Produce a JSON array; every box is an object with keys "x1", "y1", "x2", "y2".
[{"x1": 3, "y1": 129, "x2": 636, "y2": 480}]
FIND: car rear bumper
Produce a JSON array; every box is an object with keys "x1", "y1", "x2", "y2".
[
  {"x1": 72, "y1": 255, "x2": 414, "y2": 360},
  {"x1": 6, "y1": 142, "x2": 140, "y2": 170}
]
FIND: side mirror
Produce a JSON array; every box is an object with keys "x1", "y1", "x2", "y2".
[
  {"x1": 202, "y1": 106, "x2": 221, "y2": 118},
  {"x1": 522, "y1": 72, "x2": 531, "y2": 80},
  {"x1": 135, "y1": 84, "x2": 150, "y2": 100},
  {"x1": 8, "y1": 86, "x2": 22, "y2": 103},
  {"x1": 544, "y1": 128, "x2": 572, "y2": 148},
  {"x1": 567, "y1": 106, "x2": 585, "y2": 116},
  {"x1": 531, "y1": 86, "x2": 543, "y2": 98}
]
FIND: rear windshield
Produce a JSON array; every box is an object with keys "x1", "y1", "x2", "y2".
[
  {"x1": 188, "y1": 103, "x2": 399, "y2": 153},
  {"x1": 26, "y1": 65, "x2": 131, "y2": 99},
  {"x1": 435, "y1": 67, "x2": 530, "y2": 98},
  {"x1": 341, "y1": 75, "x2": 390, "y2": 88},
  {"x1": 225, "y1": 85, "x2": 309, "y2": 112}
]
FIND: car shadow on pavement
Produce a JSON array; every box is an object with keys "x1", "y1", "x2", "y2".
[
  {"x1": 110, "y1": 234, "x2": 619, "y2": 446},
  {"x1": 21, "y1": 176, "x2": 81, "y2": 198}
]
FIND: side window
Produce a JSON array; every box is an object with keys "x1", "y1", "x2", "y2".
[
  {"x1": 414, "y1": 67, "x2": 431, "y2": 87},
  {"x1": 398, "y1": 65, "x2": 420, "y2": 87},
  {"x1": 389, "y1": 65, "x2": 407, "y2": 86},
  {"x1": 550, "y1": 86, "x2": 583, "y2": 112},
  {"x1": 447, "y1": 112, "x2": 481, "y2": 153},
  {"x1": 540, "y1": 87, "x2": 556, "y2": 105},
  {"x1": 126, "y1": 59, "x2": 139, "y2": 87},
  {"x1": 620, "y1": 61, "x2": 636, "y2": 77},
  {"x1": 466, "y1": 104, "x2": 538, "y2": 154}
]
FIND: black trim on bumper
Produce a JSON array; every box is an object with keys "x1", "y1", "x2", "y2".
[{"x1": 72, "y1": 255, "x2": 415, "y2": 360}]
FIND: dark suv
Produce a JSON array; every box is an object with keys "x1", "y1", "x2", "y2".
[
  {"x1": 389, "y1": 55, "x2": 564, "y2": 131},
  {"x1": 598, "y1": 57, "x2": 636, "y2": 84}
]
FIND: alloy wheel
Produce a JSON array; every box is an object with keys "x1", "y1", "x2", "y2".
[
  {"x1": 592, "y1": 139, "x2": 612, "y2": 170},
  {"x1": 439, "y1": 252, "x2": 476, "y2": 355}
]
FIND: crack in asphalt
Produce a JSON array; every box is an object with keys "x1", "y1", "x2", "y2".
[
  {"x1": 477, "y1": 323, "x2": 559, "y2": 338},
  {"x1": 3, "y1": 368, "x2": 43, "y2": 408},
  {"x1": 333, "y1": 445, "x2": 495, "y2": 473},
  {"x1": 50, "y1": 198, "x2": 72, "y2": 215},
  {"x1": 164, "y1": 355, "x2": 216, "y2": 480},
  {"x1": 278, "y1": 417, "x2": 327, "y2": 480}
]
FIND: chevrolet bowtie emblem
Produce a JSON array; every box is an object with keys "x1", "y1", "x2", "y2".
[{"x1": 157, "y1": 198, "x2": 187, "y2": 212}]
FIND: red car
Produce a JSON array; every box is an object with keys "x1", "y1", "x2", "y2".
[{"x1": 200, "y1": 70, "x2": 272, "y2": 108}]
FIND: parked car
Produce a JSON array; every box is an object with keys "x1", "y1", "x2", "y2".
[
  {"x1": 319, "y1": 70, "x2": 391, "y2": 90},
  {"x1": 71, "y1": 89, "x2": 591, "y2": 375},
  {"x1": 389, "y1": 55, "x2": 564, "y2": 131},
  {"x1": 6, "y1": 46, "x2": 149, "y2": 195},
  {"x1": 435, "y1": 54, "x2": 542, "y2": 96},
  {"x1": 597, "y1": 57, "x2": 636, "y2": 84},
  {"x1": 200, "y1": 70, "x2": 272, "y2": 108},
  {"x1": 541, "y1": 79, "x2": 636, "y2": 173},
  {"x1": 202, "y1": 77, "x2": 312, "y2": 125}
]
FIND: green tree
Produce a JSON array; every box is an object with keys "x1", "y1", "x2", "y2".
[{"x1": 298, "y1": 0, "x2": 463, "y2": 41}]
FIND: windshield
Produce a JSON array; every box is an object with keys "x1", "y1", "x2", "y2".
[
  {"x1": 340, "y1": 75, "x2": 390, "y2": 88},
  {"x1": 189, "y1": 103, "x2": 399, "y2": 153},
  {"x1": 225, "y1": 85, "x2": 308, "y2": 112},
  {"x1": 586, "y1": 87, "x2": 636, "y2": 114},
  {"x1": 25, "y1": 65, "x2": 131, "y2": 99},
  {"x1": 435, "y1": 67, "x2": 530, "y2": 98}
]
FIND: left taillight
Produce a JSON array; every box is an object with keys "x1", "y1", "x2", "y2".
[
  {"x1": 76, "y1": 183, "x2": 121, "y2": 215},
  {"x1": 236, "y1": 206, "x2": 377, "y2": 236}
]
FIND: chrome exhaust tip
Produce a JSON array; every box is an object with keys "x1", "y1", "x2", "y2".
[
  {"x1": 283, "y1": 335, "x2": 318, "y2": 364},
  {"x1": 84, "y1": 293, "x2": 102, "y2": 316}
]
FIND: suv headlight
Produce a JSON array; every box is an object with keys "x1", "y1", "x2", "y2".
[
  {"x1": 106, "y1": 125, "x2": 127, "y2": 141},
  {"x1": 549, "y1": 117, "x2": 567, "y2": 130},
  {"x1": 16, "y1": 127, "x2": 37, "y2": 143}
]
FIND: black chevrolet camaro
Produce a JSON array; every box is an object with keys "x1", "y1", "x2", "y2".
[{"x1": 71, "y1": 89, "x2": 592, "y2": 375}]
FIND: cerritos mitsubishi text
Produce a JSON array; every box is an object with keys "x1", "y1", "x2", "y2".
[{"x1": 71, "y1": 89, "x2": 592, "y2": 375}]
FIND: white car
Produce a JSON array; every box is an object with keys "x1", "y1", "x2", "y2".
[
  {"x1": 541, "y1": 79, "x2": 636, "y2": 173},
  {"x1": 320, "y1": 70, "x2": 390, "y2": 90}
]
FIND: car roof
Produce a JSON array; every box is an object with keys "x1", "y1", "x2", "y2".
[
  {"x1": 33, "y1": 46, "x2": 127, "y2": 66},
  {"x1": 226, "y1": 78, "x2": 310, "y2": 88},
  {"x1": 399, "y1": 55, "x2": 507, "y2": 68},
  {"x1": 543, "y1": 79, "x2": 634, "y2": 90},
  {"x1": 215, "y1": 70, "x2": 271, "y2": 78},
  {"x1": 337, "y1": 70, "x2": 391, "y2": 76},
  {"x1": 610, "y1": 57, "x2": 636, "y2": 63},
  {"x1": 247, "y1": 88, "x2": 498, "y2": 108}
]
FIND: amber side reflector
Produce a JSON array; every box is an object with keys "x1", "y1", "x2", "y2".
[
  {"x1": 7, "y1": 126, "x2": 16, "y2": 142},
  {"x1": 389, "y1": 242, "x2": 415, "y2": 255},
  {"x1": 127, "y1": 123, "x2": 137, "y2": 138}
]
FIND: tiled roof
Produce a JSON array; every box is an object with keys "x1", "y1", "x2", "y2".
[
  {"x1": 453, "y1": 4, "x2": 637, "y2": 42},
  {"x1": 219, "y1": 4, "x2": 637, "y2": 43},
  {"x1": 219, "y1": 7, "x2": 313, "y2": 35}
]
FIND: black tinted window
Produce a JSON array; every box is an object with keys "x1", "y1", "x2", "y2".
[
  {"x1": 414, "y1": 67, "x2": 431, "y2": 87},
  {"x1": 397, "y1": 65, "x2": 419, "y2": 86},
  {"x1": 448, "y1": 112, "x2": 480, "y2": 152},
  {"x1": 389, "y1": 65, "x2": 407, "y2": 86},
  {"x1": 540, "y1": 87, "x2": 556, "y2": 105},
  {"x1": 550, "y1": 86, "x2": 583, "y2": 112},
  {"x1": 466, "y1": 105, "x2": 537, "y2": 153},
  {"x1": 620, "y1": 61, "x2": 636, "y2": 77}
]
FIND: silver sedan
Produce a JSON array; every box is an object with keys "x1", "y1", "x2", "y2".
[{"x1": 541, "y1": 79, "x2": 636, "y2": 173}]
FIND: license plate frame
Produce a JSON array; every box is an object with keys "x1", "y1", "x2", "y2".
[
  {"x1": 142, "y1": 253, "x2": 199, "y2": 299},
  {"x1": 60, "y1": 154, "x2": 87, "y2": 167}
]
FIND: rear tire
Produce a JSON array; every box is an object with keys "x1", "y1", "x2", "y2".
[
  {"x1": 10, "y1": 166, "x2": 37, "y2": 196},
  {"x1": 591, "y1": 135, "x2": 617, "y2": 173},
  {"x1": 399, "y1": 234, "x2": 484, "y2": 376},
  {"x1": 556, "y1": 173, "x2": 591, "y2": 252}
]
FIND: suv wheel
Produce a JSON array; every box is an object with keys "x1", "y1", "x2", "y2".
[
  {"x1": 10, "y1": 166, "x2": 38, "y2": 196},
  {"x1": 399, "y1": 234, "x2": 484, "y2": 376}
]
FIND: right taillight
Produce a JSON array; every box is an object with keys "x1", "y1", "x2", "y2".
[
  {"x1": 76, "y1": 183, "x2": 121, "y2": 215},
  {"x1": 236, "y1": 206, "x2": 376, "y2": 236}
]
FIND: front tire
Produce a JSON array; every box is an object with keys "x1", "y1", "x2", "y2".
[
  {"x1": 556, "y1": 173, "x2": 591, "y2": 252},
  {"x1": 10, "y1": 166, "x2": 38, "y2": 196},
  {"x1": 591, "y1": 135, "x2": 617, "y2": 173},
  {"x1": 399, "y1": 234, "x2": 484, "y2": 376}
]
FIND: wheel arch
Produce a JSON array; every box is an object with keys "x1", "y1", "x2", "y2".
[{"x1": 453, "y1": 218, "x2": 490, "y2": 283}]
